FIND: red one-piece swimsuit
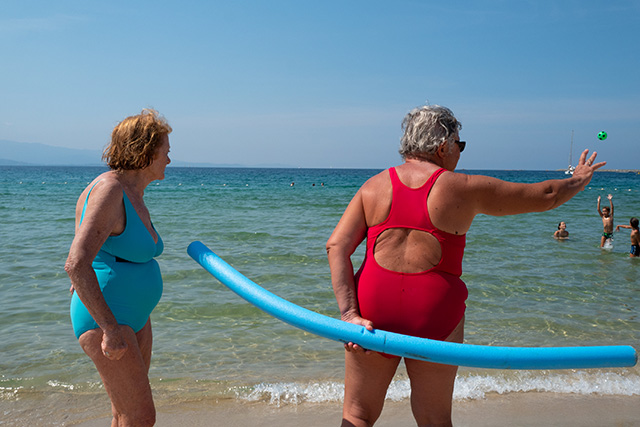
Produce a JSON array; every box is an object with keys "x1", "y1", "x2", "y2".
[{"x1": 355, "y1": 167, "x2": 468, "y2": 350}]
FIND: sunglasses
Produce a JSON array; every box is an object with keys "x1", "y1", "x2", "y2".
[{"x1": 454, "y1": 140, "x2": 466, "y2": 153}]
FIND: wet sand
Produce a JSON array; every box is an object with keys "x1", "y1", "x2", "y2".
[{"x1": 72, "y1": 393, "x2": 640, "y2": 427}]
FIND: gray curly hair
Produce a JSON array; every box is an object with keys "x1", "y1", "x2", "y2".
[{"x1": 399, "y1": 105, "x2": 462, "y2": 160}]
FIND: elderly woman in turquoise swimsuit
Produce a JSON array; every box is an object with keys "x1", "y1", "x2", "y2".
[
  {"x1": 326, "y1": 104, "x2": 605, "y2": 427},
  {"x1": 65, "y1": 109, "x2": 171, "y2": 426}
]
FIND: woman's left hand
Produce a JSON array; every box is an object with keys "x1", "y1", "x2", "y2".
[
  {"x1": 101, "y1": 328, "x2": 129, "y2": 360},
  {"x1": 344, "y1": 341, "x2": 373, "y2": 354},
  {"x1": 342, "y1": 313, "x2": 374, "y2": 354}
]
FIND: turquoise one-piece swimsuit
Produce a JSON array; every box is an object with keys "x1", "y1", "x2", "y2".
[{"x1": 70, "y1": 183, "x2": 164, "y2": 338}]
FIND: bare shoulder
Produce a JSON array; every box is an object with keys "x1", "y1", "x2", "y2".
[
  {"x1": 436, "y1": 169, "x2": 488, "y2": 193},
  {"x1": 93, "y1": 172, "x2": 123, "y2": 193},
  {"x1": 358, "y1": 169, "x2": 392, "y2": 226},
  {"x1": 438, "y1": 170, "x2": 530, "y2": 198},
  {"x1": 431, "y1": 170, "x2": 523, "y2": 218},
  {"x1": 434, "y1": 170, "x2": 485, "y2": 195},
  {"x1": 359, "y1": 169, "x2": 391, "y2": 197},
  {"x1": 81, "y1": 173, "x2": 125, "y2": 208},
  {"x1": 362, "y1": 169, "x2": 391, "y2": 187}
]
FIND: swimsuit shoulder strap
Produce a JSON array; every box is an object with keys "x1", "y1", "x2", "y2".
[
  {"x1": 80, "y1": 180, "x2": 102, "y2": 224},
  {"x1": 387, "y1": 166, "x2": 450, "y2": 229},
  {"x1": 388, "y1": 167, "x2": 401, "y2": 186},
  {"x1": 387, "y1": 166, "x2": 429, "y2": 194},
  {"x1": 426, "y1": 168, "x2": 447, "y2": 191},
  {"x1": 388, "y1": 166, "x2": 447, "y2": 192}
]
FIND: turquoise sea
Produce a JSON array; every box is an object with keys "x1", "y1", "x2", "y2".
[{"x1": 1, "y1": 165, "x2": 639, "y2": 425}]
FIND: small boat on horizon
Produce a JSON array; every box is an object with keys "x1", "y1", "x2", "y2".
[{"x1": 565, "y1": 130, "x2": 575, "y2": 175}]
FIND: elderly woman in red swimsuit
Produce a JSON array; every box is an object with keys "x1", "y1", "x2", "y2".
[{"x1": 326, "y1": 104, "x2": 605, "y2": 427}]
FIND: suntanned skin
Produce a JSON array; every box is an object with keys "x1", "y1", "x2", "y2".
[
  {"x1": 554, "y1": 221, "x2": 569, "y2": 239},
  {"x1": 65, "y1": 135, "x2": 171, "y2": 427},
  {"x1": 327, "y1": 140, "x2": 604, "y2": 427},
  {"x1": 597, "y1": 194, "x2": 614, "y2": 247},
  {"x1": 615, "y1": 219, "x2": 640, "y2": 258}
]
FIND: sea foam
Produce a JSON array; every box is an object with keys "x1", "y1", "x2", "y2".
[{"x1": 235, "y1": 371, "x2": 640, "y2": 406}]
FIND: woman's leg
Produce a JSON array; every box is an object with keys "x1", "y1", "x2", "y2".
[
  {"x1": 404, "y1": 318, "x2": 464, "y2": 427},
  {"x1": 136, "y1": 319, "x2": 153, "y2": 372},
  {"x1": 79, "y1": 324, "x2": 156, "y2": 427},
  {"x1": 342, "y1": 351, "x2": 401, "y2": 427}
]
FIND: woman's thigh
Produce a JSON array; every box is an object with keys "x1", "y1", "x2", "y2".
[
  {"x1": 79, "y1": 325, "x2": 155, "y2": 418},
  {"x1": 404, "y1": 317, "x2": 464, "y2": 425},
  {"x1": 343, "y1": 351, "x2": 401, "y2": 424},
  {"x1": 136, "y1": 319, "x2": 153, "y2": 372}
]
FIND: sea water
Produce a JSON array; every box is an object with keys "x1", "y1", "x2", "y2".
[{"x1": 0, "y1": 166, "x2": 638, "y2": 423}]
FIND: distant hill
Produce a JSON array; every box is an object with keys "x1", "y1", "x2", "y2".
[
  {"x1": 0, "y1": 139, "x2": 103, "y2": 166},
  {"x1": 0, "y1": 139, "x2": 292, "y2": 168},
  {"x1": 0, "y1": 139, "x2": 235, "y2": 167}
]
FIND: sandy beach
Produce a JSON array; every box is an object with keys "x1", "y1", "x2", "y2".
[{"x1": 65, "y1": 393, "x2": 640, "y2": 427}]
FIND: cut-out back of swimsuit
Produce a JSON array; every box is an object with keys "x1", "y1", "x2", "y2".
[{"x1": 355, "y1": 167, "x2": 468, "y2": 343}]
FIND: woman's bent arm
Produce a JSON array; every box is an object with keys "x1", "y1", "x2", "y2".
[
  {"x1": 326, "y1": 190, "x2": 371, "y2": 329},
  {"x1": 65, "y1": 179, "x2": 129, "y2": 359}
]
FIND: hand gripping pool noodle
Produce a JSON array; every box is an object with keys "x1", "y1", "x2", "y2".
[{"x1": 188, "y1": 241, "x2": 637, "y2": 369}]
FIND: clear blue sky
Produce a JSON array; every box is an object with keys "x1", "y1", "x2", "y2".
[{"x1": 2, "y1": 1, "x2": 639, "y2": 169}]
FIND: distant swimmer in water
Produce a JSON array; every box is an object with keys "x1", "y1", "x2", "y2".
[
  {"x1": 615, "y1": 217, "x2": 640, "y2": 258},
  {"x1": 597, "y1": 194, "x2": 614, "y2": 247},
  {"x1": 553, "y1": 221, "x2": 569, "y2": 239}
]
